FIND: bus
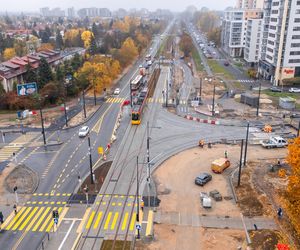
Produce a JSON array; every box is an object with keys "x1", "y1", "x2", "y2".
[{"x1": 131, "y1": 75, "x2": 143, "y2": 91}]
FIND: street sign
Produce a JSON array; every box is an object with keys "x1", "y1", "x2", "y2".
[
  {"x1": 135, "y1": 224, "x2": 141, "y2": 230},
  {"x1": 54, "y1": 218, "x2": 58, "y2": 224},
  {"x1": 98, "y1": 147, "x2": 104, "y2": 155},
  {"x1": 17, "y1": 82, "x2": 38, "y2": 96}
]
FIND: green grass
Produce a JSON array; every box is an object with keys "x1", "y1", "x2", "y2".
[
  {"x1": 232, "y1": 81, "x2": 246, "y2": 90},
  {"x1": 191, "y1": 48, "x2": 204, "y2": 72},
  {"x1": 207, "y1": 59, "x2": 235, "y2": 80}
]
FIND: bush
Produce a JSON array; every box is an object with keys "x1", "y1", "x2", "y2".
[{"x1": 282, "y1": 77, "x2": 300, "y2": 85}]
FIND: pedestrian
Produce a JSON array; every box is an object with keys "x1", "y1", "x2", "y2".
[
  {"x1": 253, "y1": 224, "x2": 258, "y2": 230},
  {"x1": 141, "y1": 199, "x2": 144, "y2": 211},
  {"x1": 225, "y1": 150, "x2": 228, "y2": 159},
  {"x1": 13, "y1": 204, "x2": 17, "y2": 215},
  {"x1": 226, "y1": 91, "x2": 229, "y2": 97},
  {"x1": 277, "y1": 159, "x2": 281, "y2": 166}
]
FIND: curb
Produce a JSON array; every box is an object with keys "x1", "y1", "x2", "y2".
[{"x1": 184, "y1": 115, "x2": 220, "y2": 125}]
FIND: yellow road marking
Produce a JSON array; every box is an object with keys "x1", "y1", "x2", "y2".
[
  {"x1": 19, "y1": 207, "x2": 38, "y2": 231},
  {"x1": 146, "y1": 210, "x2": 154, "y2": 236},
  {"x1": 85, "y1": 211, "x2": 95, "y2": 229},
  {"x1": 93, "y1": 212, "x2": 103, "y2": 229},
  {"x1": 110, "y1": 212, "x2": 119, "y2": 230},
  {"x1": 12, "y1": 207, "x2": 32, "y2": 230},
  {"x1": 129, "y1": 213, "x2": 136, "y2": 231},
  {"x1": 25, "y1": 207, "x2": 45, "y2": 231},
  {"x1": 104, "y1": 212, "x2": 112, "y2": 230},
  {"x1": 5, "y1": 207, "x2": 26, "y2": 230},
  {"x1": 39, "y1": 207, "x2": 56, "y2": 232},
  {"x1": 46, "y1": 207, "x2": 63, "y2": 232},
  {"x1": 32, "y1": 207, "x2": 51, "y2": 232},
  {"x1": 121, "y1": 212, "x2": 129, "y2": 231},
  {"x1": 139, "y1": 209, "x2": 143, "y2": 222},
  {"x1": 76, "y1": 208, "x2": 90, "y2": 233},
  {"x1": 1, "y1": 209, "x2": 17, "y2": 229}
]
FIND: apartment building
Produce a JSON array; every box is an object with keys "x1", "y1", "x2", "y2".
[
  {"x1": 237, "y1": 0, "x2": 265, "y2": 9},
  {"x1": 221, "y1": 9, "x2": 262, "y2": 57},
  {"x1": 244, "y1": 18, "x2": 263, "y2": 65},
  {"x1": 259, "y1": 0, "x2": 300, "y2": 85},
  {"x1": 77, "y1": 8, "x2": 111, "y2": 18}
]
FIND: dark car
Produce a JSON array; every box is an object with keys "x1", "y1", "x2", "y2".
[
  {"x1": 290, "y1": 113, "x2": 300, "y2": 118},
  {"x1": 224, "y1": 61, "x2": 230, "y2": 66},
  {"x1": 195, "y1": 173, "x2": 212, "y2": 186},
  {"x1": 270, "y1": 86, "x2": 282, "y2": 92}
]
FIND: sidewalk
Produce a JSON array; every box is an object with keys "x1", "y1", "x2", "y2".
[{"x1": 155, "y1": 211, "x2": 277, "y2": 230}]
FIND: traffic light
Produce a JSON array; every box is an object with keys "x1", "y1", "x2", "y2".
[{"x1": 52, "y1": 210, "x2": 59, "y2": 219}]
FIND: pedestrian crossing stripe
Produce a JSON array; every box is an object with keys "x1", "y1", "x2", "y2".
[
  {"x1": 237, "y1": 79, "x2": 255, "y2": 83},
  {"x1": 98, "y1": 194, "x2": 141, "y2": 198},
  {"x1": 106, "y1": 98, "x2": 125, "y2": 103},
  {"x1": 84, "y1": 209, "x2": 154, "y2": 233},
  {"x1": 3, "y1": 206, "x2": 67, "y2": 232},
  {"x1": 32, "y1": 193, "x2": 71, "y2": 197}
]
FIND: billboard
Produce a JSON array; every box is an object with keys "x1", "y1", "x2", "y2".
[{"x1": 17, "y1": 83, "x2": 38, "y2": 96}]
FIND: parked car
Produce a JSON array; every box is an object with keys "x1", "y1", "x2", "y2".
[
  {"x1": 78, "y1": 126, "x2": 89, "y2": 137},
  {"x1": 289, "y1": 87, "x2": 300, "y2": 93},
  {"x1": 113, "y1": 88, "x2": 120, "y2": 95},
  {"x1": 224, "y1": 61, "x2": 230, "y2": 66},
  {"x1": 195, "y1": 173, "x2": 212, "y2": 186},
  {"x1": 260, "y1": 136, "x2": 288, "y2": 148},
  {"x1": 270, "y1": 86, "x2": 282, "y2": 92},
  {"x1": 290, "y1": 113, "x2": 300, "y2": 118}
]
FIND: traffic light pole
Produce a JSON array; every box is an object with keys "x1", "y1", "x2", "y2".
[
  {"x1": 82, "y1": 90, "x2": 87, "y2": 119},
  {"x1": 39, "y1": 107, "x2": 46, "y2": 146},
  {"x1": 136, "y1": 156, "x2": 140, "y2": 239},
  {"x1": 88, "y1": 136, "x2": 94, "y2": 184}
]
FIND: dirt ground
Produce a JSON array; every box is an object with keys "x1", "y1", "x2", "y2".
[{"x1": 142, "y1": 144, "x2": 287, "y2": 250}]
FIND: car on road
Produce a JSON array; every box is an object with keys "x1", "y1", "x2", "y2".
[
  {"x1": 78, "y1": 126, "x2": 89, "y2": 137},
  {"x1": 195, "y1": 173, "x2": 212, "y2": 186},
  {"x1": 224, "y1": 61, "x2": 230, "y2": 66},
  {"x1": 290, "y1": 113, "x2": 300, "y2": 118},
  {"x1": 289, "y1": 87, "x2": 300, "y2": 93},
  {"x1": 270, "y1": 86, "x2": 282, "y2": 92},
  {"x1": 114, "y1": 88, "x2": 120, "y2": 95}
]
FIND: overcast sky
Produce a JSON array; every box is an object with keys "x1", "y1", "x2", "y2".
[{"x1": 0, "y1": 0, "x2": 235, "y2": 12}]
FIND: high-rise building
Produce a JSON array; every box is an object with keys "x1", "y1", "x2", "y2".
[
  {"x1": 221, "y1": 9, "x2": 262, "y2": 57},
  {"x1": 259, "y1": 0, "x2": 300, "y2": 85},
  {"x1": 237, "y1": 0, "x2": 264, "y2": 9},
  {"x1": 40, "y1": 7, "x2": 64, "y2": 17},
  {"x1": 67, "y1": 7, "x2": 75, "y2": 18}
]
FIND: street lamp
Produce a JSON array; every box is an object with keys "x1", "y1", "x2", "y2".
[
  {"x1": 82, "y1": 89, "x2": 87, "y2": 119},
  {"x1": 87, "y1": 135, "x2": 94, "y2": 185},
  {"x1": 38, "y1": 95, "x2": 48, "y2": 146},
  {"x1": 256, "y1": 80, "x2": 262, "y2": 117},
  {"x1": 199, "y1": 78, "x2": 203, "y2": 98}
]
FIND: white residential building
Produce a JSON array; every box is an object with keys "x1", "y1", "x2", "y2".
[
  {"x1": 221, "y1": 9, "x2": 262, "y2": 57},
  {"x1": 244, "y1": 18, "x2": 263, "y2": 65},
  {"x1": 259, "y1": 0, "x2": 300, "y2": 85},
  {"x1": 237, "y1": 0, "x2": 264, "y2": 9}
]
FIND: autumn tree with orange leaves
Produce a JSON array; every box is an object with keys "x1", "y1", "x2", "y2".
[{"x1": 285, "y1": 137, "x2": 300, "y2": 236}]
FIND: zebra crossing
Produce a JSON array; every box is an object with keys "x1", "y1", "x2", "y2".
[
  {"x1": 84, "y1": 208, "x2": 153, "y2": 236},
  {"x1": 0, "y1": 133, "x2": 37, "y2": 161},
  {"x1": 1, "y1": 206, "x2": 68, "y2": 232},
  {"x1": 237, "y1": 79, "x2": 256, "y2": 83},
  {"x1": 106, "y1": 97, "x2": 187, "y2": 105}
]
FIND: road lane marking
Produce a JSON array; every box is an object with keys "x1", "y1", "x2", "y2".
[
  {"x1": 5, "y1": 207, "x2": 27, "y2": 230},
  {"x1": 104, "y1": 212, "x2": 112, "y2": 230},
  {"x1": 77, "y1": 208, "x2": 90, "y2": 233},
  {"x1": 85, "y1": 211, "x2": 95, "y2": 229},
  {"x1": 58, "y1": 220, "x2": 75, "y2": 250},
  {"x1": 25, "y1": 207, "x2": 45, "y2": 231},
  {"x1": 146, "y1": 210, "x2": 154, "y2": 236},
  {"x1": 19, "y1": 207, "x2": 38, "y2": 231},
  {"x1": 39, "y1": 207, "x2": 56, "y2": 232},
  {"x1": 32, "y1": 207, "x2": 51, "y2": 232},
  {"x1": 110, "y1": 212, "x2": 119, "y2": 230},
  {"x1": 12, "y1": 207, "x2": 32, "y2": 231},
  {"x1": 93, "y1": 212, "x2": 103, "y2": 229},
  {"x1": 129, "y1": 213, "x2": 136, "y2": 231},
  {"x1": 121, "y1": 212, "x2": 129, "y2": 231}
]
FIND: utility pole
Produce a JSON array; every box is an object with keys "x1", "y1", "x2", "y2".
[
  {"x1": 136, "y1": 156, "x2": 140, "y2": 239},
  {"x1": 297, "y1": 120, "x2": 300, "y2": 137},
  {"x1": 82, "y1": 90, "x2": 87, "y2": 119},
  {"x1": 130, "y1": 80, "x2": 133, "y2": 108},
  {"x1": 39, "y1": 104, "x2": 46, "y2": 146},
  {"x1": 256, "y1": 81, "x2": 262, "y2": 117},
  {"x1": 93, "y1": 85, "x2": 97, "y2": 106},
  {"x1": 238, "y1": 139, "x2": 244, "y2": 187},
  {"x1": 199, "y1": 78, "x2": 202, "y2": 97},
  {"x1": 87, "y1": 136, "x2": 94, "y2": 184},
  {"x1": 243, "y1": 122, "x2": 250, "y2": 166},
  {"x1": 166, "y1": 79, "x2": 168, "y2": 107},
  {"x1": 212, "y1": 83, "x2": 216, "y2": 116}
]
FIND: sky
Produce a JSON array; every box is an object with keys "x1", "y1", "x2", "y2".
[{"x1": 0, "y1": 0, "x2": 236, "y2": 12}]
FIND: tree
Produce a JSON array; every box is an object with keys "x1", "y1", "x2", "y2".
[
  {"x1": 179, "y1": 33, "x2": 193, "y2": 57},
  {"x1": 23, "y1": 63, "x2": 37, "y2": 83},
  {"x1": 92, "y1": 22, "x2": 99, "y2": 39},
  {"x1": 3, "y1": 48, "x2": 16, "y2": 60},
  {"x1": 71, "y1": 53, "x2": 83, "y2": 71},
  {"x1": 207, "y1": 27, "x2": 221, "y2": 47},
  {"x1": 14, "y1": 39, "x2": 27, "y2": 56},
  {"x1": 116, "y1": 37, "x2": 138, "y2": 67},
  {"x1": 81, "y1": 30, "x2": 94, "y2": 49},
  {"x1": 38, "y1": 57, "x2": 53, "y2": 87},
  {"x1": 40, "y1": 82, "x2": 63, "y2": 105},
  {"x1": 55, "y1": 30, "x2": 64, "y2": 50},
  {"x1": 285, "y1": 137, "x2": 300, "y2": 237},
  {"x1": 32, "y1": 29, "x2": 39, "y2": 38},
  {"x1": 55, "y1": 65, "x2": 64, "y2": 82},
  {"x1": 89, "y1": 35, "x2": 98, "y2": 55},
  {"x1": 40, "y1": 30, "x2": 50, "y2": 43}
]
